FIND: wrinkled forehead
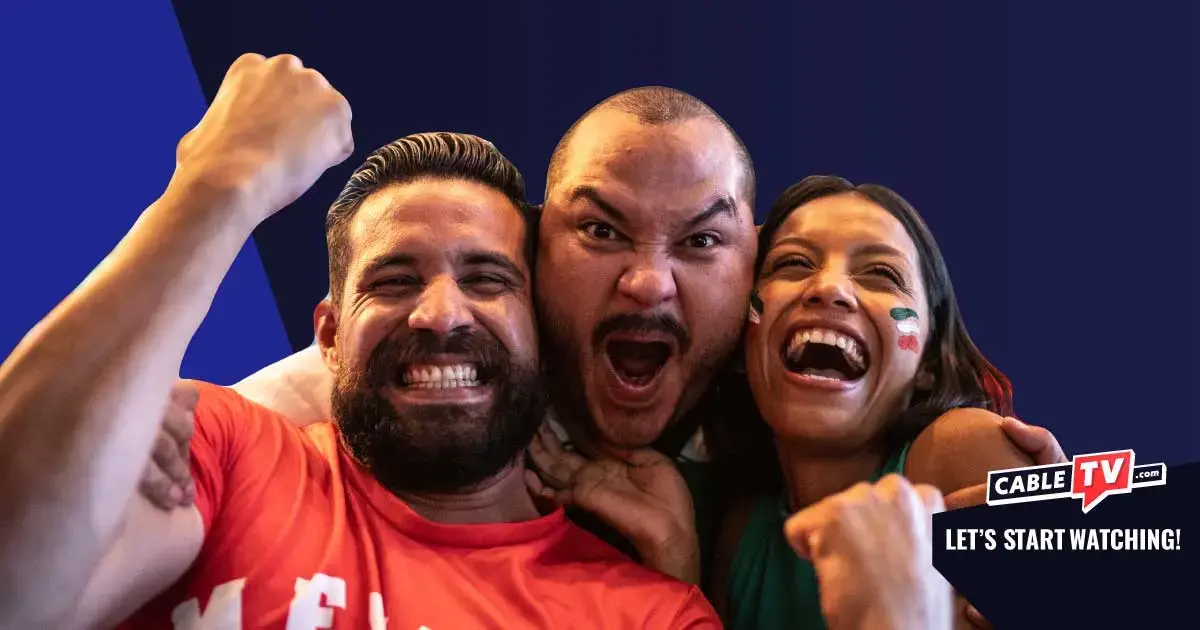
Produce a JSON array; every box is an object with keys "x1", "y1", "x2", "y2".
[
  {"x1": 347, "y1": 179, "x2": 527, "y2": 273},
  {"x1": 552, "y1": 111, "x2": 750, "y2": 222}
]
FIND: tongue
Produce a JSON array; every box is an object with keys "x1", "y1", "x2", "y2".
[{"x1": 608, "y1": 341, "x2": 669, "y2": 382}]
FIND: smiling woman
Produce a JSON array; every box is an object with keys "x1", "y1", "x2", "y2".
[{"x1": 714, "y1": 175, "x2": 1033, "y2": 630}]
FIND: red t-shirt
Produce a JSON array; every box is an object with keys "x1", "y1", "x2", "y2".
[{"x1": 120, "y1": 382, "x2": 719, "y2": 629}]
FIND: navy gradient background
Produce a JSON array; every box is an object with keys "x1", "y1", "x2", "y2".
[{"x1": 1, "y1": 1, "x2": 1195, "y2": 478}]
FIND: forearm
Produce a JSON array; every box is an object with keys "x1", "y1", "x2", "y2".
[{"x1": 0, "y1": 173, "x2": 255, "y2": 623}]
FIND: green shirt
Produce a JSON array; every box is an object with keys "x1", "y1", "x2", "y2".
[{"x1": 725, "y1": 442, "x2": 912, "y2": 630}]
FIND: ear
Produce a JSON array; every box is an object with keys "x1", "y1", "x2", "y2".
[{"x1": 314, "y1": 297, "x2": 340, "y2": 373}]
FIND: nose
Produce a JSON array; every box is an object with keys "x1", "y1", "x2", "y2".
[
  {"x1": 801, "y1": 268, "x2": 858, "y2": 311},
  {"x1": 617, "y1": 255, "x2": 678, "y2": 308},
  {"x1": 408, "y1": 276, "x2": 475, "y2": 334}
]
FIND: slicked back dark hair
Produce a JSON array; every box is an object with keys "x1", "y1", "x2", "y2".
[
  {"x1": 545, "y1": 86, "x2": 756, "y2": 207},
  {"x1": 326, "y1": 132, "x2": 540, "y2": 305}
]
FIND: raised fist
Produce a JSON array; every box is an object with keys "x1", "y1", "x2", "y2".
[
  {"x1": 785, "y1": 474, "x2": 954, "y2": 630},
  {"x1": 174, "y1": 53, "x2": 354, "y2": 224}
]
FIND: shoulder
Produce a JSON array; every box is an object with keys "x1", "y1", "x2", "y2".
[
  {"x1": 191, "y1": 379, "x2": 249, "y2": 413},
  {"x1": 666, "y1": 586, "x2": 722, "y2": 629},
  {"x1": 552, "y1": 518, "x2": 691, "y2": 587},
  {"x1": 190, "y1": 379, "x2": 283, "y2": 433},
  {"x1": 904, "y1": 407, "x2": 1035, "y2": 494},
  {"x1": 192, "y1": 379, "x2": 312, "y2": 425},
  {"x1": 552, "y1": 517, "x2": 645, "y2": 566},
  {"x1": 187, "y1": 380, "x2": 255, "y2": 444},
  {"x1": 188, "y1": 379, "x2": 325, "y2": 461}
]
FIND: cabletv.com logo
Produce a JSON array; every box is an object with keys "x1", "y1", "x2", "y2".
[{"x1": 986, "y1": 449, "x2": 1166, "y2": 513}]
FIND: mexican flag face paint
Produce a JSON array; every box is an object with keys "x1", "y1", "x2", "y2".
[
  {"x1": 890, "y1": 307, "x2": 920, "y2": 353},
  {"x1": 748, "y1": 291, "x2": 764, "y2": 325}
]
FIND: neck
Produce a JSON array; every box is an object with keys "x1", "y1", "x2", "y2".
[
  {"x1": 777, "y1": 439, "x2": 888, "y2": 512},
  {"x1": 395, "y1": 457, "x2": 542, "y2": 525}
]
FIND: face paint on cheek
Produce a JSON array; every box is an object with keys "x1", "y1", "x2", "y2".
[
  {"x1": 748, "y1": 291, "x2": 763, "y2": 325},
  {"x1": 890, "y1": 306, "x2": 920, "y2": 353}
]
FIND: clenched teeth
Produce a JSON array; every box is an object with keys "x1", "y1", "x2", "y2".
[
  {"x1": 403, "y1": 364, "x2": 481, "y2": 389},
  {"x1": 787, "y1": 328, "x2": 866, "y2": 371}
]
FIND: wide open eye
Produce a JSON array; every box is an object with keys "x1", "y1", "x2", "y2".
[{"x1": 581, "y1": 221, "x2": 622, "y2": 241}]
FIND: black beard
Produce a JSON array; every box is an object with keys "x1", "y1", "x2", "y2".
[{"x1": 332, "y1": 328, "x2": 546, "y2": 495}]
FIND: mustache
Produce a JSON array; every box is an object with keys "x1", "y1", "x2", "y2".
[
  {"x1": 592, "y1": 312, "x2": 691, "y2": 354},
  {"x1": 364, "y1": 328, "x2": 510, "y2": 385}
]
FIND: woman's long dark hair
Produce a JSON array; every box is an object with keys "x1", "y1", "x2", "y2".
[{"x1": 706, "y1": 175, "x2": 1013, "y2": 497}]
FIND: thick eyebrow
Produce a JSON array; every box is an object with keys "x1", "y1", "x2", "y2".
[
  {"x1": 571, "y1": 186, "x2": 736, "y2": 232},
  {"x1": 568, "y1": 186, "x2": 628, "y2": 224},
  {"x1": 683, "y1": 196, "x2": 737, "y2": 231},
  {"x1": 457, "y1": 250, "x2": 527, "y2": 283}
]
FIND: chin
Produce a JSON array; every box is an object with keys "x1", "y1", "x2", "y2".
[
  {"x1": 588, "y1": 397, "x2": 678, "y2": 450},
  {"x1": 764, "y1": 400, "x2": 869, "y2": 448},
  {"x1": 575, "y1": 358, "x2": 684, "y2": 450}
]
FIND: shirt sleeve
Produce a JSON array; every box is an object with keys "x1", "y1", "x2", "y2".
[
  {"x1": 187, "y1": 381, "x2": 265, "y2": 533},
  {"x1": 669, "y1": 587, "x2": 724, "y2": 629}
]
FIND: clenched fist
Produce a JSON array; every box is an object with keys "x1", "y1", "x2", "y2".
[
  {"x1": 174, "y1": 53, "x2": 354, "y2": 225},
  {"x1": 785, "y1": 474, "x2": 954, "y2": 630}
]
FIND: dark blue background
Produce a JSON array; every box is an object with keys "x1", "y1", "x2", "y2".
[{"x1": 1, "y1": 0, "x2": 1195, "y2": 478}]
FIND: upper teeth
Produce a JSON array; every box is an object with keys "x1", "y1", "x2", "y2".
[
  {"x1": 403, "y1": 364, "x2": 480, "y2": 389},
  {"x1": 788, "y1": 328, "x2": 865, "y2": 369}
]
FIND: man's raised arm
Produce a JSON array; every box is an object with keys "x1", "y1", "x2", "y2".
[{"x1": 0, "y1": 53, "x2": 352, "y2": 628}]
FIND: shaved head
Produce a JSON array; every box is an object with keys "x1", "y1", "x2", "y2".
[
  {"x1": 537, "y1": 86, "x2": 758, "y2": 453},
  {"x1": 546, "y1": 86, "x2": 755, "y2": 207}
]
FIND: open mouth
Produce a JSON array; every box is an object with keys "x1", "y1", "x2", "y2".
[
  {"x1": 605, "y1": 339, "x2": 673, "y2": 388},
  {"x1": 399, "y1": 363, "x2": 487, "y2": 390},
  {"x1": 781, "y1": 328, "x2": 869, "y2": 382}
]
